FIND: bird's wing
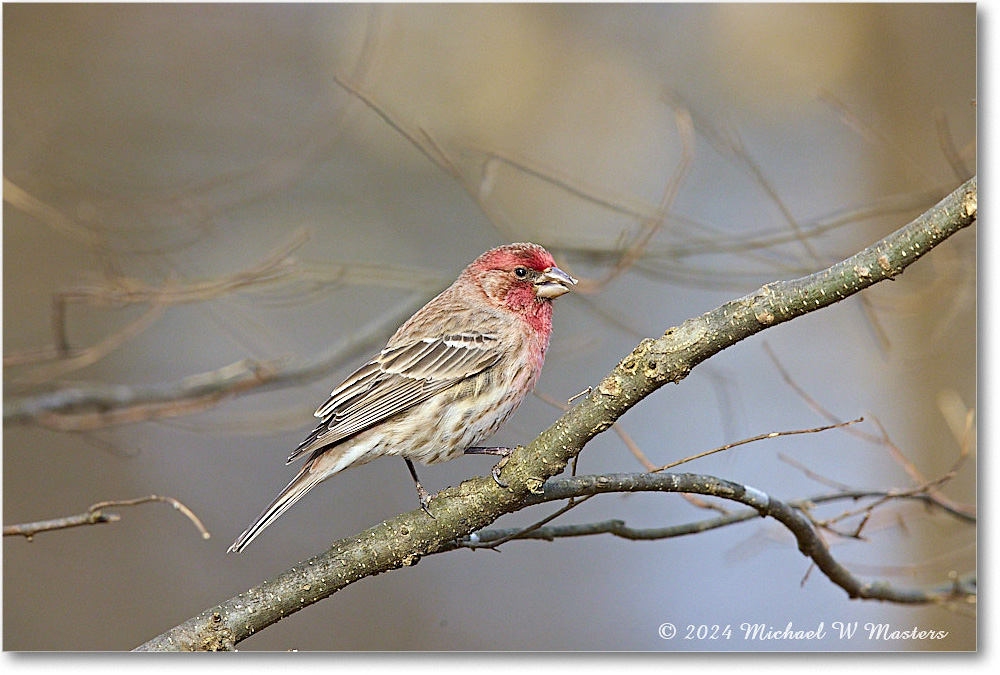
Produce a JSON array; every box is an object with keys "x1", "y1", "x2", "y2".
[{"x1": 286, "y1": 333, "x2": 502, "y2": 463}]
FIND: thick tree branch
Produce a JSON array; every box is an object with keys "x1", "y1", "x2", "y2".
[{"x1": 135, "y1": 176, "x2": 975, "y2": 651}]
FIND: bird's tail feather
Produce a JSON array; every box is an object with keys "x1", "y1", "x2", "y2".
[{"x1": 228, "y1": 463, "x2": 325, "y2": 554}]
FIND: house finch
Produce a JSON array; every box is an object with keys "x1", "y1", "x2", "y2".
[{"x1": 228, "y1": 242, "x2": 576, "y2": 553}]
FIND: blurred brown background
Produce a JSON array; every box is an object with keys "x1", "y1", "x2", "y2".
[{"x1": 3, "y1": 4, "x2": 975, "y2": 651}]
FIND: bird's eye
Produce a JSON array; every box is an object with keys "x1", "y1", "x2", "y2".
[{"x1": 514, "y1": 266, "x2": 529, "y2": 279}]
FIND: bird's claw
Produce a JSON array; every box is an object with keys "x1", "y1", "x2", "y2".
[
  {"x1": 415, "y1": 485, "x2": 436, "y2": 519},
  {"x1": 491, "y1": 455, "x2": 510, "y2": 488},
  {"x1": 463, "y1": 446, "x2": 514, "y2": 489}
]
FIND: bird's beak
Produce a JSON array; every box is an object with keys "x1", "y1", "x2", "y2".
[{"x1": 535, "y1": 266, "x2": 578, "y2": 299}]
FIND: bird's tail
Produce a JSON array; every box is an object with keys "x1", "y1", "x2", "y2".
[{"x1": 228, "y1": 462, "x2": 326, "y2": 554}]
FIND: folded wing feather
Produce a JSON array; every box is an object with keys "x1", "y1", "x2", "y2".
[{"x1": 286, "y1": 334, "x2": 502, "y2": 463}]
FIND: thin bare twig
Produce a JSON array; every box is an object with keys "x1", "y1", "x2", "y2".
[
  {"x1": 462, "y1": 495, "x2": 596, "y2": 550},
  {"x1": 763, "y1": 342, "x2": 884, "y2": 443},
  {"x1": 934, "y1": 112, "x2": 972, "y2": 184},
  {"x1": 663, "y1": 93, "x2": 818, "y2": 262},
  {"x1": 817, "y1": 89, "x2": 937, "y2": 189},
  {"x1": 650, "y1": 418, "x2": 863, "y2": 473},
  {"x1": 457, "y1": 485, "x2": 976, "y2": 547},
  {"x1": 809, "y1": 468, "x2": 963, "y2": 543},
  {"x1": 331, "y1": 75, "x2": 699, "y2": 295},
  {"x1": 332, "y1": 75, "x2": 457, "y2": 178},
  {"x1": 89, "y1": 495, "x2": 210, "y2": 539},
  {"x1": 466, "y1": 416, "x2": 869, "y2": 550},
  {"x1": 778, "y1": 452, "x2": 856, "y2": 492},
  {"x1": 143, "y1": 6, "x2": 384, "y2": 219},
  {"x1": 2, "y1": 229, "x2": 310, "y2": 368},
  {"x1": 2, "y1": 511, "x2": 118, "y2": 540},
  {"x1": 667, "y1": 92, "x2": 899, "y2": 352},
  {"x1": 447, "y1": 472, "x2": 976, "y2": 607},
  {"x1": 48, "y1": 229, "x2": 309, "y2": 356},
  {"x1": 4, "y1": 494, "x2": 210, "y2": 540},
  {"x1": 765, "y1": 342, "x2": 975, "y2": 519},
  {"x1": 823, "y1": 433, "x2": 974, "y2": 533},
  {"x1": 565, "y1": 108, "x2": 696, "y2": 294},
  {"x1": 465, "y1": 146, "x2": 657, "y2": 222},
  {"x1": 3, "y1": 177, "x2": 101, "y2": 246},
  {"x1": 657, "y1": 188, "x2": 945, "y2": 260}
]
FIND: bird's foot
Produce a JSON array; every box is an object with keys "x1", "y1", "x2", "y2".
[
  {"x1": 405, "y1": 458, "x2": 436, "y2": 518},
  {"x1": 465, "y1": 446, "x2": 514, "y2": 488},
  {"x1": 415, "y1": 483, "x2": 436, "y2": 519}
]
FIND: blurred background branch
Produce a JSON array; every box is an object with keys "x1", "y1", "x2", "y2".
[{"x1": 4, "y1": 292, "x2": 430, "y2": 430}]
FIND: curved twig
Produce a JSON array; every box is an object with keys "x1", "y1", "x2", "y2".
[{"x1": 4, "y1": 494, "x2": 210, "y2": 540}]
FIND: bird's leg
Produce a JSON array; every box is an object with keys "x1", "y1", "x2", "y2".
[
  {"x1": 464, "y1": 446, "x2": 513, "y2": 488},
  {"x1": 404, "y1": 458, "x2": 435, "y2": 518}
]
